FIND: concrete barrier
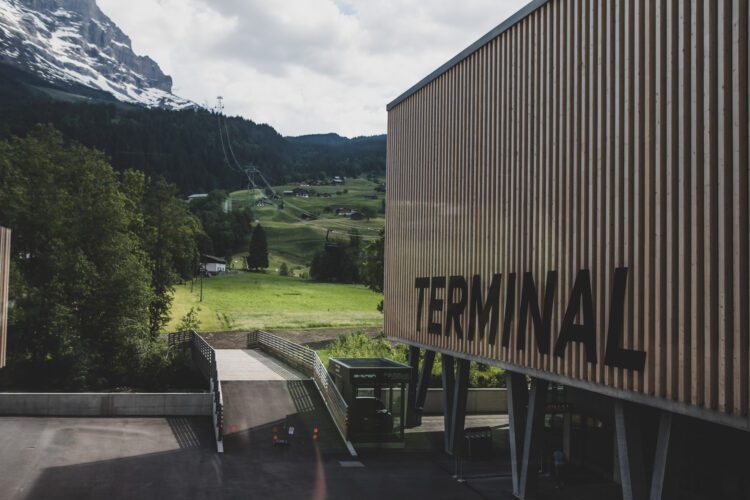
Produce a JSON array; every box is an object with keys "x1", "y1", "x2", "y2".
[
  {"x1": 422, "y1": 388, "x2": 508, "y2": 414},
  {"x1": 0, "y1": 392, "x2": 212, "y2": 416}
]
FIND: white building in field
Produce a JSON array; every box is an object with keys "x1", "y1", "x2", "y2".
[{"x1": 201, "y1": 255, "x2": 226, "y2": 275}]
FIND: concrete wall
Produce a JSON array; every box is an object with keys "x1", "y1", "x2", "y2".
[
  {"x1": 422, "y1": 388, "x2": 507, "y2": 415},
  {"x1": 0, "y1": 392, "x2": 212, "y2": 416}
]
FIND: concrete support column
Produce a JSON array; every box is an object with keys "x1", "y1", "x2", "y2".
[
  {"x1": 441, "y1": 354, "x2": 455, "y2": 453},
  {"x1": 406, "y1": 346, "x2": 420, "y2": 427},
  {"x1": 614, "y1": 401, "x2": 648, "y2": 500}
]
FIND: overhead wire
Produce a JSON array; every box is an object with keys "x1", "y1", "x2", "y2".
[
  {"x1": 222, "y1": 114, "x2": 245, "y2": 172},
  {"x1": 217, "y1": 111, "x2": 237, "y2": 173},
  {"x1": 281, "y1": 198, "x2": 382, "y2": 234},
  {"x1": 285, "y1": 208, "x2": 382, "y2": 237},
  {"x1": 215, "y1": 97, "x2": 383, "y2": 240},
  {"x1": 250, "y1": 165, "x2": 383, "y2": 235}
]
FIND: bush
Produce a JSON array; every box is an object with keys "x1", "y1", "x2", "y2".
[
  {"x1": 324, "y1": 332, "x2": 403, "y2": 359},
  {"x1": 176, "y1": 307, "x2": 201, "y2": 332},
  {"x1": 316, "y1": 332, "x2": 505, "y2": 388}
]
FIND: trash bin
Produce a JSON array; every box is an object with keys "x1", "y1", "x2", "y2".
[{"x1": 464, "y1": 426, "x2": 492, "y2": 459}]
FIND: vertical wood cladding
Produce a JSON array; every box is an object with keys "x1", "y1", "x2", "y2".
[
  {"x1": 0, "y1": 228, "x2": 10, "y2": 368},
  {"x1": 386, "y1": 0, "x2": 749, "y2": 419}
]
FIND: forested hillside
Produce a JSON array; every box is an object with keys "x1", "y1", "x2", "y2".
[{"x1": 0, "y1": 63, "x2": 386, "y2": 194}]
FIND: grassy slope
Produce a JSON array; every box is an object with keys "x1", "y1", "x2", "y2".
[
  {"x1": 229, "y1": 177, "x2": 385, "y2": 274},
  {"x1": 166, "y1": 271, "x2": 383, "y2": 332}
]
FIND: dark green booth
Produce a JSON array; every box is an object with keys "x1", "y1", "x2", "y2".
[{"x1": 328, "y1": 358, "x2": 411, "y2": 445}]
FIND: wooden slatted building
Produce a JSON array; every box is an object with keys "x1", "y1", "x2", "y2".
[
  {"x1": 0, "y1": 227, "x2": 10, "y2": 369},
  {"x1": 385, "y1": 0, "x2": 749, "y2": 433}
]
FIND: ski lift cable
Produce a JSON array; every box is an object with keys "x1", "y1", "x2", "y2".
[
  {"x1": 284, "y1": 211, "x2": 379, "y2": 238},
  {"x1": 291, "y1": 221, "x2": 378, "y2": 241},
  {"x1": 283, "y1": 213, "x2": 380, "y2": 240},
  {"x1": 216, "y1": 96, "x2": 242, "y2": 174},
  {"x1": 281, "y1": 201, "x2": 382, "y2": 234},
  {"x1": 249, "y1": 168, "x2": 382, "y2": 235},
  {"x1": 213, "y1": 113, "x2": 381, "y2": 238},
  {"x1": 222, "y1": 115, "x2": 245, "y2": 172},
  {"x1": 217, "y1": 112, "x2": 240, "y2": 173},
  {"x1": 284, "y1": 205, "x2": 383, "y2": 235},
  {"x1": 280, "y1": 198, "x2": 382, "y2": 232}
]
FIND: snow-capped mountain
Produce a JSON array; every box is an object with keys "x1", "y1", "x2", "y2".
[{"x1": 0, "y1": 0, "x2": 194, "y2": 109}]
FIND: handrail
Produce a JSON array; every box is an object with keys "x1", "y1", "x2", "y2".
[
  {"x1": 249, "y1": 330, "x2": 355, "y2": 456},
  {"x1": 167, "y1": 330, "x2": 224, "y2": 453}
]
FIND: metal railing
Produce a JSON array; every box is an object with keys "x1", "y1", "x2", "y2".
[
  {"x1": 248, "y1": 330, "x2": 354, "y2": 455},
  {"x1": 167, "y1": 330, "x2": 224, "y2": 453}
]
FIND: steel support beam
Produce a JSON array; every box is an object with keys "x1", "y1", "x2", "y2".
[
  {"x1": 517, "y1": 378, "x2": 548, "y2": 499},
  {"x1": 562, "y1": 410, "x2": 572, "y2": 460},
  {"x1": 507, "y1": 372, "x2": 548, "y2": 499},
  {"x1": 406, "y1": 346, "x2": 420, "y2": 426},
  {"x1": 507, "y1": 372, "x2": 529, "y2": 494},
  {"x1": 614, "y1": 401, "x2": 648, "y2": 500},
  {"x1": 416, "y1": 350, "x2": 436, "y2": 412},
  {"x1": 448, "y1": 358, "x2": 470, "y2": 456},
  {"x1": 649, "y1": 411, "x2": 683, "y2": 500},
  {"x1": 441, "y1": 354, "x2": 455, "y2": 452}
]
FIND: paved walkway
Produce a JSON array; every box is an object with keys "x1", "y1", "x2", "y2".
[
  {"x1": 0, "y1": 417, "x2": 485, "y2": 500},
  {"x1": 215, "y1": 349, "x2": 306, "y2": 381}
]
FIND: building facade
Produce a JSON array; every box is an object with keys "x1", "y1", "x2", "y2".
[
  {"x1": 0, "y1": 227, "x2": 9, "y2": 369},
  {"x1": 385, "y1": 0, "x2": 749, "y2": 498}
]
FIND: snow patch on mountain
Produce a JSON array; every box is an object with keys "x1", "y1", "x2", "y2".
[{"x1": 0, "y1": 0, "x2": 195, "y2": 109}]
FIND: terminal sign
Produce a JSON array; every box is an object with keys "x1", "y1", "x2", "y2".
[{"x1": 414, "y1": 268, "x2": 646, "y2": 371}]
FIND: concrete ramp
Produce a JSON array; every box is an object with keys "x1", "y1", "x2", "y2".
[
  {"x1": 215, "y1": 349, "x2": 306, "y2": 381},
  {"x1": 216, "y1": 349, "x2": 347, "y2": 455}
]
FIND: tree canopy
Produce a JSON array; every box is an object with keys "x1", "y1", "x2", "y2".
[
  {"x1": 188, "y1": 191, "x2": 253, "y2": 259},
  {"x1": 360, "y1": 230, "x2": 384, "y2": 312},
  {"x1": 0, "y1": 126, "x2": 153, "y2": 388},
  {"x1": 0, "y1": 126, "x2": 202, "y2": 389}
]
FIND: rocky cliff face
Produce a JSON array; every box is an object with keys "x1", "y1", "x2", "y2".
[{"x1": 0, "y1": 0, "x2": 193, "y2": 108}]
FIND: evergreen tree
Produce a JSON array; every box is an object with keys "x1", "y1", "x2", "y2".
[
  {"x1": 246, "y1": 224, "x2": 269, "y2": 271},
  {"x1": 361, "y1": 230, "x2": 385, "y2": 312},
  {"x1": 309, "y1": 246, "x2": 358, "y2": 283}
]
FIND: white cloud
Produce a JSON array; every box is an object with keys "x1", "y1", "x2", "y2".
[{"x1": 98, "y1": 0, "x2": 529, "y2": 136}]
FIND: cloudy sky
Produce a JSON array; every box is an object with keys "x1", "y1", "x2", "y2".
[{"x1": 98, "y1": 0, "x2": 528, "y2": 137}]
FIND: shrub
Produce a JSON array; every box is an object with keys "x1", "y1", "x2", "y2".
[
  {"x1": 176, "y1": 307, "x2": 201, "y2": 332},
  {"x1": 317, "y1": 332, "x2": 505, "y2": 388}
]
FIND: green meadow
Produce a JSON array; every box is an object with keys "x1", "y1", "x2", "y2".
[
  {"x1": 167, "y1": 178, "x2": 386, "y2": 333},
  {"x1": 166, "y1": 271, "x2": 383, "y2": 332}
]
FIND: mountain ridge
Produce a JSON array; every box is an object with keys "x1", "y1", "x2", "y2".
[
  {"x1": 0, "y1": 0, "x2": 386, "y2": 193},
  {"x1": 0, "y1": 0, "x2": 193, "y2": 109}
]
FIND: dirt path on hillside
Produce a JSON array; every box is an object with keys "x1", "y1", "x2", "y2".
[{"x1": 197, "y1": 326, "x2": 382, "y2": 350}]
